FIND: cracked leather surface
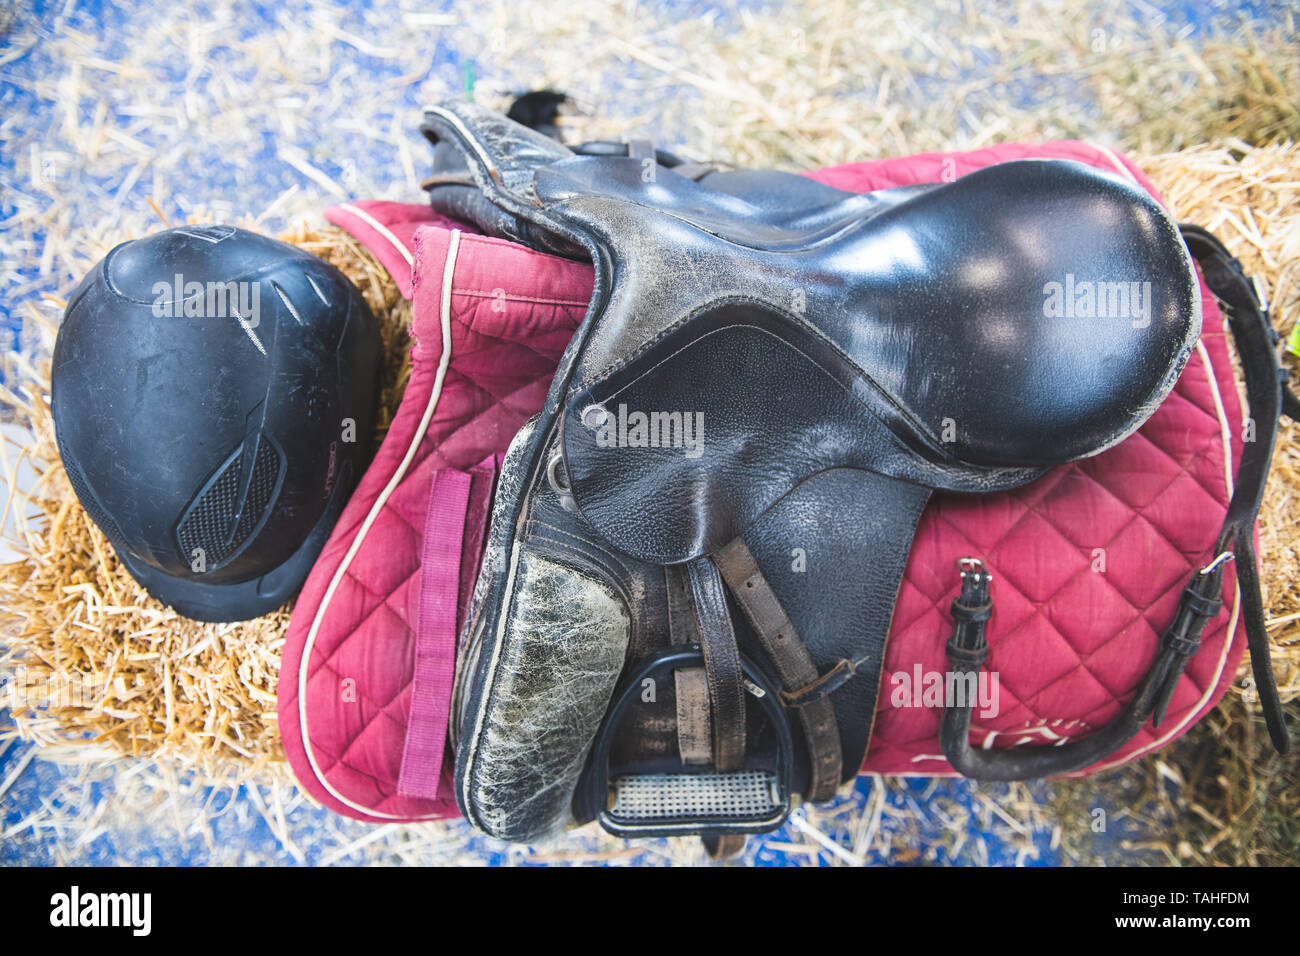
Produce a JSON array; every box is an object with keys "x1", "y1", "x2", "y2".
[
  {"x1": 553, "y1": 157, "x2": 1202, "y2": 572},
  {"x1": 422, "y1": 101, "x2": 588, "y2": 259},
  {"x1": 462, "y1": 547, "x2": 630, "y2": 842},
  {"x1": 452, "y1": 414, "x2": 541, "y2": 741},
  {"x1": 424, "y1": 99, "x2": 573, "y2": 196},
  {"x1": 459, "y1": 417, "x2": 538, "y2": 660},
  {"x1": 539, "y1": 159, "x2": 1199, "y2": 418}
]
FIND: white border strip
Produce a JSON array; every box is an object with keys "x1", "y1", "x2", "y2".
[
  {"x1": 297, "y1": 230, "x2": 461, "y2": 820},
  {"x1": 1090, "y1": 337, "x2": 1239, "y2": 772},
  {"x1": 1087, "y1": 142, "x2": 1140, "y2": 183},
  {"x1": 335, "y1": 202, "x2": 415, "y2": 269}
]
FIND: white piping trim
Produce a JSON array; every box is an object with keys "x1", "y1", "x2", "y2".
[
  {"x1": 1087, "y1": 142, "x2": 1140, "y2": 184},
  {"x1": 423, "y1": 105, "x2": 500, "y2": 184},
  {"x1": 1199, "y1": 338, "x2": 1238, "y2": 503},
  {"x1": 335, "y1": 202, "x2": 415, "y2": 269},
  {"x1": 297, "y1": 229, "x2": 461, "y2": 820}
]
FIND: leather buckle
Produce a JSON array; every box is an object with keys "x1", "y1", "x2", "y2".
[
  {"x1": 779, "y1": 656, "x2": 868, "y2": 707},
  {"x1": 577, "y1": 645, "x2": 794, "y2": 839},
  {"x1": 1199, "y1": 550, "x2": 1234, "y2": 576}
]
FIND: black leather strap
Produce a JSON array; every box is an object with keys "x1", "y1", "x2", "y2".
[
  {"x1": 665, "y1": 565, "x2": 712, "y2": 765},
  {"x1": 941, "y1": 224, "x2": 1296, "y2": 779},
  {"x1": 942, "y1": 559, "x2": 1227, "y2": 780},
  {"x1": 1285, "y1": 385, "x2": 1300, "y2": 424},
  {"x1": 1181, "y1": 223, "x2": 1294, "y2": 753},
  {"x1": 571, "y1": 139, "x2": 696, "y2": 170},
  {"x1": 702, "y1": 833, "x2": 748, "y2": 860},
  {"x1": 686, "y1": 558, "x2": 747, "y2": 772}
]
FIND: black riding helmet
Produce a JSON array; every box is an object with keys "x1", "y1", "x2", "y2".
[{"x1": 52, "y1": 225, "x2": 382, "y2": 622}]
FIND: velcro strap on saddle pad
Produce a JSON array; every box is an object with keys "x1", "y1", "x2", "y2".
[{"x1": 397, "y1": 458, "x2": 497, "y2": 800}]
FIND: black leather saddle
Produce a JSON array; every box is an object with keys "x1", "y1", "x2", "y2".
[{"x1": 421, "y1": 101, "x2": 1292, "y2": 849}]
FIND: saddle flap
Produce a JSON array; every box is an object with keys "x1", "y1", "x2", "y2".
[{"x1": 558, "y1": 300, "x2": 1044, "y2": 566}]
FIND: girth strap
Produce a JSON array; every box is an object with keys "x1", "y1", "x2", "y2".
[
  {"x1": 941, "y1": 557, "x2": 1229, "y2": 780},
  {"x1": 942, "y1": 223, "x2": 1297, "y2": 778},
  {"x1": 713, "y1": 538, "x2": 843, "y2": 802}
]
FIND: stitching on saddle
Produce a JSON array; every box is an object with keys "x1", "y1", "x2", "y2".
[
  {"x1": 575, "y1": 295, "x2": 831, "y2": 393},
  {"x1": 568, "y1": 297, "x2": 966, "y2": 469},
  {"x1": 528, "y1": 516, "x2": 640, "y2": 580},
  {"x1": 516, "y1": 528, "x2": 638, "y2": 619}
]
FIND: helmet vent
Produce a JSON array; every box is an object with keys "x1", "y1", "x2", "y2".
[
  {"x1": 234, "y1": 440, "x2": 282, "y2": 547},
  {"x1": 176, "y1": 439, "x2": 283, "y2": 569},
  {"x1": 58, "y1": 433, "x2": 130, "y2": 553}
]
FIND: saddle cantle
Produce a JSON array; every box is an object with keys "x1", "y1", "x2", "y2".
[{"x1": 423, "y1": 101, "x2": 1290, "y2": 847}]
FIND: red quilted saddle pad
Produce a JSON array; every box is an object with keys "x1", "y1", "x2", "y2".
[{"x1": 278, "y1": 143, "x2": 1245, "y2": 823}]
